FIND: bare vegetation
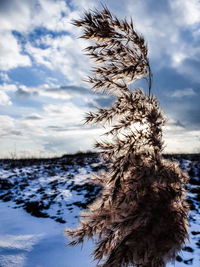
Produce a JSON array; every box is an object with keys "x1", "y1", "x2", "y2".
[{"x1": 65, "y1": 7, "x2": 189, "y2": 267}]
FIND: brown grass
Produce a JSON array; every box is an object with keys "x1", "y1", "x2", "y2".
[{"x1": 65, "y1": 6, "x2": 189, "y2": 267}]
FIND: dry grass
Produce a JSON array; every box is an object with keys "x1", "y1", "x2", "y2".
[{"x1": 65, "y1": 7, "x2": 189, "y2": 267}]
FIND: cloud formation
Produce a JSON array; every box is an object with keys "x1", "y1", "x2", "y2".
[
  {"x1": 0, "y1": 0, "x2": 200, "y2": 156},
  {"x1": 171, "y1": 88, "x2": 196, "y2": 98}
]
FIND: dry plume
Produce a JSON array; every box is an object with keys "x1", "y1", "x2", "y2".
[{"x1": 65, "y1": 7, "x2": 189, "y2": 267}]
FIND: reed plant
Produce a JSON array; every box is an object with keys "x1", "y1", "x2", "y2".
[{"x1": 65, "y1": 7, "x2": 189, "y2": 267}]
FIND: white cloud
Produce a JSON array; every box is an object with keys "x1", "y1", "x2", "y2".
[
  {"x1": 0, "y1": 0, "x2": 200, "y2": 156},
  {"x1": 0, "y1": 31, "x2": 31, "y2": 71},
  {"x1": 0, "y1": 0, "x2": 32, "y2": 32},
  {"x1": 1, "y1": 0, "x2": 198, "y2": 80},
  {"x1": 168, "y1": 0, "x2": 200, "y2": 79},
  {"x1": 0, "y1": 0, "x2": 75, "y2": 33},
  {"x1": 164, "y1": 129, "x2": 200, "y2": 154},
  {"x1": 0, "y1": 83, "x2": 17, "y2": 108},
  {"x1": 25, "y1": 44, "x2": 52, "y2": 69},
  {"x1": 0, "y1": 0, "x2": 32, "y2": 70},
  {"x1": 70, "y1": 0, "x2": 96, "y2": 10},
  {"x1": 0, "y1": 83, "x2": 18, "y2": 92},
  {"x1": 172, "y1": 52, "x2": 187, "y2": 65},
  {"x1": 0, "y1": 72, "x2": 10, "y2": 82},
  {"x1": 40, "y1": 89, "x2": 72, "y2": 100},
  {"x1": 163, "y1": 116, "x2": 200, "y2": 153},
  {"x1": 0, "y1": 0, "x2": 200, "y2": 76},
  {"x1": 43, "y1": 102, "x2": 86, "y2": 123},
  {"x1": 164, "y1": 118, "x2": 185, "y2": 131},
  {"x1": 0, "y1": 116, "x2": 15, "y2": 137},
  {"x1": 25, "y1": 35, "x2": 91, "y2": 85},
  {"x1": 34, "y1": 0, "x2": 70, "y2": 32},
  {"x1": 170, "y1": 0, "x2": 200, "y2": 26},
  {"x1": 0, "y1": 91, "x2": 12, "y2": 106},
  {"x1": 0, "y1": 0, "x2": 81, "y2": 71},
  {"x1": 124, "y1": 0, "x2": 200, "y2": 77},
  {"x1": 124, "y1": 0, "x2": 180, "y2": 62},
  {"x1": 0, "y1": 254, "x2": 25, "y2": 267},
  {"x1": 171, "y1": 88, "x2": 196, "y2": 98}
]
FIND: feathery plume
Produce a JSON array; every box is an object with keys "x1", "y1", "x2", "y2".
[{"x1": 65, "y1": 7, "x2": 189, "y2": 267}]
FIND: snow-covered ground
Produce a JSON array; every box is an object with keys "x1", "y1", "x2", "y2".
[
  {"x1": 0, "y1": 201, "x2": 95, "y2": 267},
  {"x1": 0, "y1": 153, "x2": 199, "y2": 266}
]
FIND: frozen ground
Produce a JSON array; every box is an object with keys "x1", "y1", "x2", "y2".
[
  {"x1": 0, "y1": 201, "x2": 95, "y2": 267},
  {"x1": 0, "y1": 153, "x2": 200, "y2": 266}
]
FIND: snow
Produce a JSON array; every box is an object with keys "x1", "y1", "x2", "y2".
[
  {"x1": 0, "y1": 201, "x2": 95, "y2": 267},
  {"x1": 0, "y1": 153, "x2": 199, "y2": 266}
]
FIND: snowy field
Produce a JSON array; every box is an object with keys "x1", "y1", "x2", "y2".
[{"x1": 0, "y1": 153, "x2": 199, "y2": 267}]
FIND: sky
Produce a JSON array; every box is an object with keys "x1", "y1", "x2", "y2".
[{"x1": 0, "y1": 0, "x2": 200, "y2": 158}]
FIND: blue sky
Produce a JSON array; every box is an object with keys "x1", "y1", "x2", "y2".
[{"x1": 0, "y1": 0, "x2": 200, "y2": 157}]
